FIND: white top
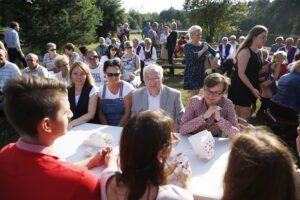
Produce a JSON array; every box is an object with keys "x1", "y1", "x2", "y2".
[
  {"x1": 23, "y1": 65, "x2": 49, "y2": 78},
  {"x1": 147, "y1": 89, "x2": 161, "y2": 111},
  {"x1": 75, "y1": 87, "x2": 98, "y2": 105},
  {"x1": 98, "y1": 81, "x2": 134, "y2": 99},
  {"x1": 216, "y1": 44, "x2": 227, "y2": 59},
  {"x1": 227, "y1": 42, "x2": 238, "y2": 59},
  {"x1": 160, "y1": 33, "x2": 169, "y2": 44},
  {"x1": 99, "y1": 168, "x2": 193, "y2": 200},
  {"x1": 55, "y1": 71, "x2": 69, "y2": 85},
  {"x1": 89, "y1": 63, "x2": 105, "y2": 87},
  {"x1": 105, "y1": 37, "x2": 111, "y2": 45},
  {"x1": 0, "y1": 61, "x2": 21, "y2": 92},
  {"x1": 100, "y1": 55, "x2": 109, "y2": 65},
  {"x1": 140, "y1": 46, "x2": 157, "y2": 65}
]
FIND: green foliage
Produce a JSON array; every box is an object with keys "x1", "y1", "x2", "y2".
[
  {"x1": 184, "y1": 0, "x2": 247, "y2": 42},
  {"x1": 95, "y1": 0, "x2": 126, "y2": 37},
  {"x1": 2, "y1": 0, "x2": 102, "y2": 54}
]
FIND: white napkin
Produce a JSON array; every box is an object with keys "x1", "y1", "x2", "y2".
[{"x1": 83, "y1": 132, "x2": 114, "y2": 148}]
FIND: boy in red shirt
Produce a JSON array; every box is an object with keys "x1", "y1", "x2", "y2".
[{"x1": 0, "y1": 75, "x2": 107, "y2": 200}]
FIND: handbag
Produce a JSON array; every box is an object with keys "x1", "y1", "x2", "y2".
[
  {"x1": 259, "y1": 63, "x2": 277, "y2": 98},
  {"x1": 204, "y1": 53, "x2": 220, "y2": 70}
]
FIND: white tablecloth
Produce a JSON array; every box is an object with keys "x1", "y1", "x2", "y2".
[{"x1": 53, "y1": 123, "x2": 230, "y2": 200}]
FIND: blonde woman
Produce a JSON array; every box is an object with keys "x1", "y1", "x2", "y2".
[
  {"x1": 68, "y1": 62, "x2": 98, "y2": 129},
  {"x1": 183, "y1": 25, "x2": 219, "y2": 97},
  {"x1": 54, "y1": 55, "x2": 70, "y2": 84}
]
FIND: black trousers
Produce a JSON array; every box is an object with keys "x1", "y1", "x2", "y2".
[
  {"x1": 7, "y1": 48, "x2": 27, "y2": 68},
  {"x1": 222, "y1": 59, "x2": 234, "y2": 77},
  {"x1": 168, "y1": 47, "x2": 175, "y2": 74}
]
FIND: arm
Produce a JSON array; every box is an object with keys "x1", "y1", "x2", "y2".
[
  {"x1": 237, "y1": 49, "x2": 260, "y2": 98},
  {"x1": 151, "y1": 47, "x2": 157, "y2": 62},
  {"x1": 272, "y1": 63, "x2": 281, "y2": 80},
  {"x1": 134, "y1": 55, "x2": 141, "y2": 74},
  {"x1": 174, "y1": 92, "x2": 185, "y2": 131},
  {"x1": 98, "y1": 98, "x2": 108, "y2": 125},
  {"x1": 68, "y1": 92, "x2": 98, "y2": 129},
  {"x1": 118, "y1": 92, "x2": 132, "y2": 127},
  {"x1": 179, "y1": 98, "x2": 206, "y2": 135}
]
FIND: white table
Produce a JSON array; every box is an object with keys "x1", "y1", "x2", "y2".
[{"x1": 53, "y1": 123, "x2": 230, "y2": 200}]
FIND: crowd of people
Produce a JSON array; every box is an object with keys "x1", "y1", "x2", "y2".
[{"x1": 0, "y1": 20, "x2": 300, "y2": 200}]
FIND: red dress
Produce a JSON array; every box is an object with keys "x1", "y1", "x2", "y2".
[
  {"x1": 174, "y1": 39, "x2": 187, "y2": 56},
  {"x1": 278, "y1": 63, "x2": 287, "y2": 79}
]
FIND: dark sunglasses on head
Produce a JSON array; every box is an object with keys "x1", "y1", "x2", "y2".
[
  {"x1": 107, "y1": 73, "x2": 120, "y2": 77},
  {"x1": 88, "y1": 56, "x2": 98, "y2": 60}
]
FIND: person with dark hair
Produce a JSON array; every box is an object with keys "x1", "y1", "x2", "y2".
[
  {"x1": 68, "y1": 62, "x2": 99, "y2": 129},
  {"x1": 166, "y1": 22, "x2": 178, "y2": 74},
  {"x1": 86, "y1": 50, "x2": 105, "y2": 87},
  {"x1": 0, "y1": 75, "x2": 106, "y2": 200},
  {"x1": 270, "y1": 36, "x2": 284, "y2": 55},
  {"x1": 228, "y1": 25, "x2": 268, "y2": 121},
  {"x1": 222, "y1": 128, "x2": 298, "y2": 200},
  {"x1": 99, "y1": 110, "x2": 193, "y2": 200},
  {"x1": 98, "y1": 59, "x2": 133, "y2": 126},
  {"x1": 148, "y1": 22, "x2": 159, "y2": 49},
  {"x1": 180, "y1": 73, "x2": 240, "y2": 138},
  {"x1": 4, "y1": 21, "x2": 27, "y2": 68},
  {"x1": 42, "y1": 42, "x2": 60, "y2": 71},
  {"x1": 64, "y1": 43, "x2": 81, "y2": 64},
  {"x1": 78, "y1": 46, "x2": 89, "y2": 65},
  {"x1": 100, "y1": 45, "x2": 119, "y2": 64}
]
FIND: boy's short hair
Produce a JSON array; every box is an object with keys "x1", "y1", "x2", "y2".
[
  {"x1": 204, "y1": 73, "x2": 231, "y2": 92},
  {"x1": 4, "y1": 75, "x2": 68, "y2": 138},
  {"x1": 64, "y1": 43, "x2": 76, "y2": 51}
]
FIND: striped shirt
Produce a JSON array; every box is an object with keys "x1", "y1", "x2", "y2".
[{"x1": 0, "y1": 61, "x2": 21, "y2": 92}]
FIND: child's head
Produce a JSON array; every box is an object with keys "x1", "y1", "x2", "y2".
[
  {"x1": 261, "y1": 48, "x2": 269, "y2": 61},
  {"x1": 272, "y1": 51, "x2": 287, "y2": 63},
  {"x1": 4, "y1": 75, "x2": 72, "y2": 139}
]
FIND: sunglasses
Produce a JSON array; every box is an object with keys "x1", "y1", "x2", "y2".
[
  {"x1": 126, "y1": 46, "x2": 133, "y2": 49},
  {"x1": 107, "y1": 73, "x2": 120, "y2": 77},
  {"x1": 88, "y1": 56, "x2": 98, "y2": 60},
  {"x1": 50, "y1": 49, "x2": 56, "y2": 51},
  {"x1": 111, "y1": 48, "x2": 118, "y2": 51}
]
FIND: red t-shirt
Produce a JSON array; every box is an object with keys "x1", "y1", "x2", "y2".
[
  {"x1": 278, "y1": 63, "x2": 288, "y2": 79},
  {"x1": 0, "y1": 143, "x2": 100, "y2": 200}
]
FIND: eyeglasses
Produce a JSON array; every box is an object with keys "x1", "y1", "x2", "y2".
[
  {"x1": 126, "y1": 46, "x2": 133, "y2": 49},
  {"x1": 88, "y1": 56, "x2": 98, "y2": 60},
  {"x1": 204, "y1": 88, "x2": 223, "y2": 97},
  {"x1": 106, "y1": 73, "x2": 120, "y2": 77}
]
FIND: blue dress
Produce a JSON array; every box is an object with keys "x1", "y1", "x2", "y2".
[{"x1": 183, "y1": 43, "x2": 216, "y2": 90}]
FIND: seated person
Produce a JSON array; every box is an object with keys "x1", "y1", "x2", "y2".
[
  {"x1": 98, "y1": 110, "x2": 193, "y2": 200},
  {"x1": 23, "y1": 53, "x2": 49, "y2": 78},
  {"x1": 54, "y1": 55, "x2": 70, "y2": 84},
  {"x1": 222, "y1": 128, "x2": 298, "y2": 200},
  {"x1": 98, "y1": 60, "x2": 133, "y2": 126},
  {"x1": 269, "y1": 36, "x2": 284, "y2": 56},
  {"x1": 139, "y1": 38, "x2": 157, "y2": 66},
  {"x1": 100, "y1": 45, "x2": 119, "y2": 64},
  {"x1": 64, "y1": 43, "x2": 81, "y2": 65},
  {"x1": 85, "y1": 50, "x2": 105, "y2": 87},
  {"x1": 269, "y1": 60, "x2": 300, "y2": 123},
  {"x1": 42, "y1": 42, "x2": 60, "y2": 71},
  {"x1": 0, "y1": 75, "x2": 102, "y2": 200},
  {"x1": 132, "y1": 64, "x2": 184, "y2": 129},
  {"x1": 174, "y1": 35, "x2": 187, "y2": 57},
  {"x1": 121, "y1": 41, "x2": 141, "y2": 88},
  {"x1": 78, "y1": 46, "x2": 89, "y2": 65},
  {"x1": 95, "y1": 37, "x2": 108, "y2": 58},
  {"x1": 68, "y1": 62, "x2": 98, "y2": 129},
  {"x1": 180, "y1": 73, "x2": 240, "y2": 138},
  {"x1": 278, "y1": 37, "x2": 298, "y2": 65}
]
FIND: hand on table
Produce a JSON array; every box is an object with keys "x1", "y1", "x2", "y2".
[{"x1": 87, "y1": 147, "x2": 112, "y2": 169}]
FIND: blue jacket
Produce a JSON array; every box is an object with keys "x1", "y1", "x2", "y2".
[
  {"x1": 272, "y1": 72, "x2": 300, "y2": 113},
  {"x1": 217, "y1": 43, "x2": 231, "y2": 59},
  {"x1": 278, "y1": 46, "x2": 297, "y2": 64}
]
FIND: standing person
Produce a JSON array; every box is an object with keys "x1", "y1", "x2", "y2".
[
  {"x1": 85, "y1": 50, "x2": 105, "y2": 87},
  {"x1": 159, "y1": 26, "x2": 169, "y2": 63},
  {"x1": 216, "y1": 37, "x2": 231, "y2": 73},
  {"x1": 228, "y1": 25, "x2": 268, "y2": 121},
  {"x1": 105, "y1": 33, "x2": 112, "y2": 45},
  {"x1": 222, "y1": 35, "x2": 238, "y2": 77},
  {"x1": 157, "y1": 23, "x2": 164, "y2": 41},
  {"x1": 141, "y1": 22, "x2": 151, "y2": 39},
  {"x1": 98, "y1": 60, "x2": 134, "y2": 126},
  {"x1": 222, "y1": 129, "x2": 298, "y2": 200},
  {"x1": 0, "y1": 75, "x2": 105, "y2": 200},
  {"x1": 0, "y1": 49, "x2": 21, "y2": 111},
  {"x1": 148, "y1": 22, "x2": 159, "y2": 49},
  {"x1": 99, "y1": 110, "x2": 193, "y2": 200},
  {"x1": 42, "y1": 42, "x2": 60, "y2": 71},
  {"x1": 23, "y1": 53, "x2": 49, "y2": 78},
  {"x1": 121, "y1": 41, "x2": 141, "y2": 88},
  {"x1": 116, "y1": 24, "x2": 124, "y2": 41},
  {"x1": 166, "y1": 22, "x2": 178, "y2": 74},
  {"x1": 4, "y1": 21, "x2": 27, "y2": 68},
  {"x1": 122, "y1": 23, "x2": 130, "y2": 40},
  {"x1": 68, "y1": 62, "x2": 99, "y2": 129},
  {"x1": 183, "y1": 25, "x2": 219, "y2": 97}
]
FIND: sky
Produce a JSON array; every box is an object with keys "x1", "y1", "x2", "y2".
[{"x1": 121, "y1": 0, "x2": 185, "y2": 14}]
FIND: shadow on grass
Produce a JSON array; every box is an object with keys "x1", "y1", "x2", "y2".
[{"x1": 0, "y1": 117, "x2": 19, "y2": 148}]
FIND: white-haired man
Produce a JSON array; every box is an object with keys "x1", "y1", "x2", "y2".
[{"x1": 131, "y1": 64, "x2": 184, "y2": 129}]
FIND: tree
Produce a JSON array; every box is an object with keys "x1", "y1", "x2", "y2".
[
  {"x1": 184, "y1": 0, "x2": 247, "y2": 42},
  {"x1": 2, "y1": 0, "x2": 101, "y2": 53},
  {"x1": 95, "y1": 0, "x2": 126, "y2": 37}
]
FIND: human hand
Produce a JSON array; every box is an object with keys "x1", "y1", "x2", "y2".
[
  {"x1": 87, "y1": 147, "x2": 112, "y2": 169},
  {"x1": 213, "y1": 108, "x2": 221, "y2": 121},
  {"x1": 204, "y1": 106, "x2": 221, "y2": 120},
  {"x1": 129, "y1": 73, "x2": 135, "y2": 80},
  {"x1": 251, "y1": 88, "x2": 260, "y2": 99},
  {"x1": 20, "y1": 52, "x2": 25, "y2": 58},
  {"x1": 104, "y1": 148, "x2": 118, "y2": 168},
  {"x1": 202, "y1": 42, "x2": 208, "y2": 52},
  {"x1": 180, "y1": 161, "x2": 192, "y2": 188}
]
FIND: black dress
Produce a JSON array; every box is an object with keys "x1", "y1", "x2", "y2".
[{"x1": 228, "y1": 47, "x2": 263, "y2": 107}]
